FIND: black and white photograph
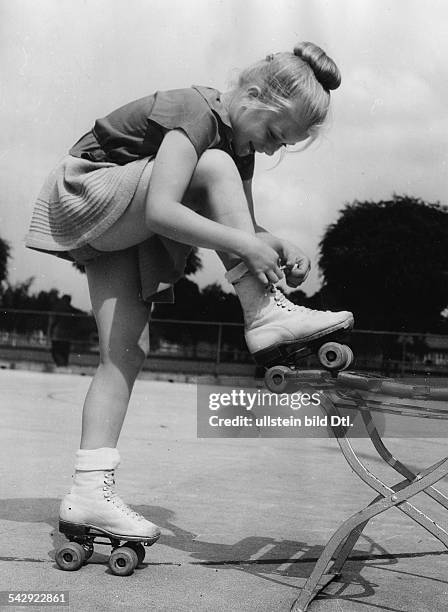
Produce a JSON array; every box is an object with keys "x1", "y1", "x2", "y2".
[{"x1": 1, "y1": 1, "x2": 448, "y2": 610}]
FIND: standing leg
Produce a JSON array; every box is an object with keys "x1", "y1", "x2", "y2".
[
  {"x1": 59, "y1": 248, "x2": 160, "y2": 540},
  {"x1": 80, "y1": 248, "x2": 151, "y2": 449}
]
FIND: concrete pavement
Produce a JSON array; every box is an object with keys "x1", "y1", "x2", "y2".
[{"x1": 0, "y1": 369, "x2": 447, "y2": 611}]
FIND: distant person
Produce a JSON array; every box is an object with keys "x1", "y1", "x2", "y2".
[
  {"x1": 48, "y1": 294, "x2": 75, "y2": 367},
  {"x1": 25, "y1": 42, "x2": 353, "y2": 548}
]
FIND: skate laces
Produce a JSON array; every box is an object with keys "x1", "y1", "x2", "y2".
[
  {"x1": 103, "y1": 469, "x2": 145, "y2": 521},
  {"x1": 270, "y1": 286, "x2": 320, "y2": 315}
]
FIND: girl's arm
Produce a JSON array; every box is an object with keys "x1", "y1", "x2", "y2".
[
  {"x1": 243, "y1": 179, "x2": 279, "y2": 240},
  {"x1": 145, "y1": 129, "x2": 282, "y2": 285},
  {"x1": 243, "y1": 178, "x2": 310, "y2": 286}
]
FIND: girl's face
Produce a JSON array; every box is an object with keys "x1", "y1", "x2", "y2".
[{"x1": 229, "y1": 89, "x2": 311, "y2": 157}]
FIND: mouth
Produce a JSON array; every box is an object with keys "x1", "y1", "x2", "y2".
[{"x1": 240, "y1": 141, "x2": 257, "y2": 156}]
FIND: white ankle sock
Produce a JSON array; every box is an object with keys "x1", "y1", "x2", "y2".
[
  {"x1": 224, "y1": 261, "x2": 249, "y2": 285},
  {"x1": 74, "y1": 447, "x2": 120, "y2": 471}
]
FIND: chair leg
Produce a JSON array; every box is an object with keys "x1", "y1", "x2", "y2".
[
  {"x1": 331, "y1": 412, "x2": 448, "y2": 573},
  {"x1": 363, "y1": 410, "x2": 448, "y2": 510},
  {"x1": 291, "y1": 400, "x2": 448, "y2": 612},
  {"x1": 291, "y1": 491, "x2": 410, "y2": 611}
]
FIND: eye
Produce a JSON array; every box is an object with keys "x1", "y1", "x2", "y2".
[{"x1": 268, "y1": 130, "x2": 282, "y2": 144}]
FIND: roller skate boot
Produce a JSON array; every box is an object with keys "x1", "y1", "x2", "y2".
[
  {"x1": 55, "y1": 447, "x2": 160, "y2": 575},
  {"x1": 226, "y1": 262, "x2": 354, "y2": 371}
]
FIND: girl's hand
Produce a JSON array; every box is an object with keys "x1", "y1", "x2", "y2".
[
  {"x1": 281, "y1": 241, "x2": 311, "y2": 287},
  {"x1": 239, "y1": 235, "x2": 284, "y2": 286},
  {"x1": 257, "y1": 233, "x2": 311, "y2": 287}
]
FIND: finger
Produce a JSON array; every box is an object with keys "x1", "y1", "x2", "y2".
[
  {"x1": 291, "y1": 259, "x2": 311, "y2": 279},
  {"x1": 285, "y1": 265, "x2": 302, "y2": 280},
  {"x1": 266, "y1": 269, "x2": 282, "y2": 285},
  {"x1": 299, "y1": 259, "x2": 311, "y2": 281},
  {"x1": 256, "y1": 272, "x2": 269, "y2": 287},
  {"x1": 284, "y1": 262, "x2": 296, "y2": 273},
  {"x1": 274, "y1": 262, "x2": 284, "y2": 280},
  {"x1": 285, "y1": 267, "x2": 308, "y2": 287},
  {"x1": 293, "y1": 258, "x2": 309, "y2": 272}
]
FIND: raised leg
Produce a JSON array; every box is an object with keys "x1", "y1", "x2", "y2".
[{"x1": 90, "y1": 150, "x2": 257, "y2": 270}]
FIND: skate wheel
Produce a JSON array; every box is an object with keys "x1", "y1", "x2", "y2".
[
  {"x1": 108, "y1": 546, "x2": 139, "y2": 576},
  {"x1": 340, "y1": 345, "x2": 354, "y2": 370},
  {"x1": 126, "y1": 542, "x2": 146, "y2": 566},
  {"x1": 265, "y1": 365, "x2": 292, "y2": 393},
  {"x1": 318, "y1": 342, "x2": 350, "y2": 371},
  {"x1": 55, "y1": 542, "x2": 86, "y2": 571}
]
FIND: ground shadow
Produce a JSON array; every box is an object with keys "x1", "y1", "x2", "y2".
[{"x1": 0, "y1": 498, "x2": 445, "y2": 611}]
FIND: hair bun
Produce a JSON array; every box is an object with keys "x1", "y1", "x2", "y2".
[{"x1": 293, "y1": 41, "x2": 341, "y2": 90}]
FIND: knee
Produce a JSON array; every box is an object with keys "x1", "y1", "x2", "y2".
[
  {"x1": 100, "y1": 342, "x2": 148, "y2": 373},
  {"x1": 123, "y1": 341, "x2": 149, "y2": 370},
  {"x1": 191, "y1": 149, "x2": 240, "y2": 192},
  {"x1": 100, "y1": 328, "x2": 150, "y2": 374}
]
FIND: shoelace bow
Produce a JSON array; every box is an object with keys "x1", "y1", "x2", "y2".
[{"x1": 103, "y1": 470, "x2": 144, "y2": 521}]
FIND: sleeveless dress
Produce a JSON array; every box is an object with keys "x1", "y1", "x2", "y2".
[{"x1": 25, "y1": 86, "x2": 254, "y2": 302}]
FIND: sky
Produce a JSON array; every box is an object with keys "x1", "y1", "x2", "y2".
[{"x1": 1, "y1": 0, "x2": 447, "y2": 311}]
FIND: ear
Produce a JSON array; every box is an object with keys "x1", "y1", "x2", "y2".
[{"x1": 246, "y1": 85, "x2": 262, "y2": 99}]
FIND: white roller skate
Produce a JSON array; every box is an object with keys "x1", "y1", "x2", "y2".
[
  {"x1": 56, "y1": 447, "x2": 160, "y2": 575},
  {"x1": 226, "y1": 262, "x2": 354, "y2": 370}
]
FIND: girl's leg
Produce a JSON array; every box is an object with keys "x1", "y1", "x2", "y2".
[
  {"x1": 89, "y1": 152, "x2": 352, "y2": 365},
  {"x1": 183, "y1": 149, "x2": 256, "y2": 270},
  {"x1": 183, "y1": 151, "x2": 353, "y2": 361},
  {"x1": 89, "y1": 151, "x2": 256, "y2": 263},
  {"x1": 59, "y1": 248, "x2": 160, "y2": 540},
  {"x1": 81, "y1": 248, "x2": 151, "y2": 448},
  {"x1": 82, "y1": 151, "x2": 252, "y2": 449}
]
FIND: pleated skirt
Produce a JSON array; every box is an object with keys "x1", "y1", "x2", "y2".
[
  {"x1": 25, "y1": 155, "x2": 150, "y2": 255},
  {"x1": 24, "y1": 155, "x2": 191, "y2": 303}
]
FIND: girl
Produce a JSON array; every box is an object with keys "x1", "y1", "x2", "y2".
[{"x1": 25, "y1": 42, "x2": 353, "y2": 545}]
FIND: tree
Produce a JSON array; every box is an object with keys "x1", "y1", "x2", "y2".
[
  {"x1": 0, "y1": 236, "x2": 11, "y2": 292},
  {"x1": 1, "y1": 278, "x2": 58, "y2": 311},
  {"x1": 151, "y1": 278, "x2": 245, "y2": 357},
  {"x1": 184, "y1": 248, "x2": 202, "y2": 276},
  {"x1": 318, "y1": 195, "x2": 448, "y2": 332},
  {"x1": 198, "y1": 283, "x2": 242, "y2": 323}
]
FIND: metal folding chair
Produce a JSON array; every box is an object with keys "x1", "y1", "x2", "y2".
[{"x1": 264, "y1": 369, "x2": 448, "y2": 611}]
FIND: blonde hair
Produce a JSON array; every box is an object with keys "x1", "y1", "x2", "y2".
[{"x1": 237, "y1": 41, "x2": 341, "y2": 133}]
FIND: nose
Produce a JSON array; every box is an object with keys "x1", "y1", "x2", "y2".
[{"x1": 266, "y1": 143, "x2": 282, "y2": 156}]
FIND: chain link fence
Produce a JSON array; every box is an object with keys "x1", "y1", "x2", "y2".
[{"x1": 0, "y1": 308, "x2": 447, "y2": 376}]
